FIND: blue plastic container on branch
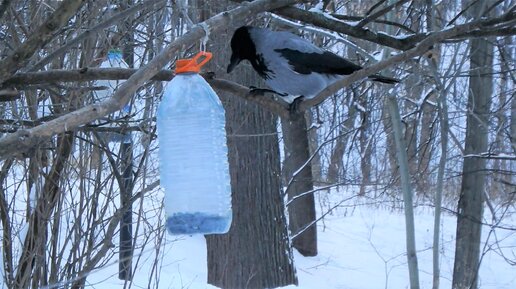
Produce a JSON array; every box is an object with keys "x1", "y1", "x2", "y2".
[{"x1": 157, "y1": 52, "x2": 232, "y2": 235}]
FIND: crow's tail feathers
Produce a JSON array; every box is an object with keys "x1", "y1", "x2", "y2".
[{"x1": 369, "y1": 74, "x2": 399, "y2": 84}]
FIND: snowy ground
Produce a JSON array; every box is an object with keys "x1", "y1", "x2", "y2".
[{"x1": 87, "y1": 191, "x2": 516, "y2": 289}]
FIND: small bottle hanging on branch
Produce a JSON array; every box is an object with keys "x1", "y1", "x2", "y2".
[
  {"x1": 93, "y1": 49, "x2": 132, "y2": 143},
  {"x1": 157, "y1": 51, "x2": 232, "y2": 235}
]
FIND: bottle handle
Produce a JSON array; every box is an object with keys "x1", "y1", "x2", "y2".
[
  {"x1": 191, "y1": 51, "x2": 212, "y2": 69},
  {"x1": 175, "y1": 51, "x2": 213, "y2": 74}
]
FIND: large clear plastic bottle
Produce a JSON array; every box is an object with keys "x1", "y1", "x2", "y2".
[{"x1": 157, "y1": 52, "x2": 232, "y2": 235}]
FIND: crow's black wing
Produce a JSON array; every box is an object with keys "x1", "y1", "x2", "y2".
[{"x1": 274, "y1": 48, "x2": 363, "y2": 75}]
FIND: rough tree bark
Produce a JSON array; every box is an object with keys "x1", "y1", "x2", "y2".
[
  {"x1": 452, "y1": 1, "x2": 494, "y2": 288},
  {"x1": 202, "y1": 2, "x2": 297, "y2": 288},
  {"x1": 206, "y1": 96, "x2": 298, "y2": 288}
]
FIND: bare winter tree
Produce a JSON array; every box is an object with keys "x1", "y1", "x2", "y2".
[
  {"x1": 0, "y1": 1, "x2": 515, "y2": 289},
  {"x1": 452, "y1": 1, "x2": 494, "y2": 289},
  {"x1": 189, "y1": 1, "x2": 297, "y2": 288},
  {"x1": 1, "y1": 0, "x2": 302, "y2": 288}
]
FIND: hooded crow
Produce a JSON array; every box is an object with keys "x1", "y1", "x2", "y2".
[{"x1": 227, "y1": 26, "x2": 398, "y2": 104}]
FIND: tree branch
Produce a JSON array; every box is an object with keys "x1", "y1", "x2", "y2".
[
  {"x1": 5, "y1": 68, "x2": 175, "y2": 85},
  {"x1": 275, "y1": 6, "x2": 516, "y2": 51},
  {"x1": 331, "y1": 13, "x2": 416, "y2": 34},
  {"x1": 209, "y1": 79, "x2": 290, "y2": 118},
  {"x1": 0, "y1": 0, "x2": 303, "y2": 159},
  {"x1": 355, "y1": 0, "x2": 411, "y2": 29},
  {"x1": 0, "y1": 88, "x2": 19, "y2": 101},
  {"x1": 0, "y1": 0, "x2": 86, "y2": 84},
  {"x1": 275, "y1": 6, "x2": 416, "y2": 50},
  {"x1": 4, "y1": 68, "x2": 290, "y2": 117},
  {"x1": 298, "y1": 14, "x2": 505, "y2": 111},
  {"x1": 0, "y1": 0, "x2": 12, "y2": 21},
  {"x1": 4, "y1": 8, "x2": 513, "y2": 120},
  {"x1": 28, "y1": 0, "x2": 167, "y2": 72}
]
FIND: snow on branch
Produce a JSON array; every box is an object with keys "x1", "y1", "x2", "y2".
[
  {"x1": 275, "y1": 6, "x2": 516, "y2": 51},
  {"x1": 463, "y1": 153, "x2": 516, "y2": 161},
  {"x1": 298, "y1": 11, "x2": 516, "y2": 111}
]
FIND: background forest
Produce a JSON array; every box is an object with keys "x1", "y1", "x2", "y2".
[{"x1": 0, "y1": 0, "x2": 514, "y2": 289}]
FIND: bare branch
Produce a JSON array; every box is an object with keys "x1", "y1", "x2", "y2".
[
  {"x1": 463, "y1": 153, "x2": 516, "y2": 161},
  {"x1": 0, "y1": 0, "x2": 86, "y2": 84},
  {"x1": 28, "y1": 0, "x2": 167, "y2": 72},
  {"x1": 275, "y1": 6, "x2": 516, "y2": 51},
  {"x1": 5, "y1": 68, "x2": 175, "y2": 85},
  {"x1": 0, "y1": 88, "x2": 19, "y2": 101},
  {"x1": 356, "y1": 0, "x2": 411, "y2": 29},
  {"x1": 3, "y1": 68, "x2": 290, "y2": 118},
  {"x1": 275, "y1": 6, "x2": 415, "y2": 50},
  {"x1": 0, "y1": 0, "x2": 302, "y2": 159},
  {"x1": 331, "y1": 13, "x2": 416, "y2": 33},
  {"x1": 297, "y1": 13, "x2": 516, "y2": 111},
  {"x1": 209, "y1": 78, "x2": 290, "y2": 118}
]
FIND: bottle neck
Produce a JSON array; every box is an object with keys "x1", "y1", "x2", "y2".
[{"x1": 176, "y1": 72, "x2": 198, "y2": 75}]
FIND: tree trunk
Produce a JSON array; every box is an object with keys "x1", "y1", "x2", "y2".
[
  {"x1": 119, "y1": 9, "x2": 134, "y2": 279},
  {"x1": 358, "y1": 92, "x2": 372, "y2": 196},
  {"x1": 426, "y1": 3, "x2": 446, "y2": 289},
  {"x1": 511, "y1": 91, "x2": 516, "y2": 153},
  {"x1": 206, "y1": 95, "x2": 297, "y2": 289},
  {"x1": 418, "y1": 92, "x2": 437, "y2": 193},
  {"x1": 452, "y1": 2, "x2": 493, "y2": 289},
  {"x1": 384, "y1": 4, "x2": 419, "y2": 289},
  {"x1": 382, "y1": 98, "x2": 400, "y2": 187},
  {"x1": 203, "y1": 3, "x2": 297, "y2": 288},
  {"x1": 282, "y1": 112, "x2": 317, "y2": 256},
  {"x1": 387, "y1": 94, "x2": 421, "y2": 289},
  {"x1": 14, "y1": 132, "x2": 74, "y2": 289},
  {"x1": 118, "y1": 140, "x2": 133, "y2": 280},
  {"x1": 306, "y1": 109, "x2": 323, "y2": 185},
  {"x1": 327, "y1": 96, "x2": 357, "y2": 184}
]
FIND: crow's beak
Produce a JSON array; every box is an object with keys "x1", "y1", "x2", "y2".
[{"x1": 227, "y1": 54, "x2": 240, "y2": 73}]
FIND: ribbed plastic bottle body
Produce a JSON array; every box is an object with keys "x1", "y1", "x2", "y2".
[{"x1": 157, "y1": 73, "x2": 231, "y2": 235}]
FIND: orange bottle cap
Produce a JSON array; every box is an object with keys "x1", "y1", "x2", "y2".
[{"x1": 175, "y1": 51, "x2": 212, "y2": 74}]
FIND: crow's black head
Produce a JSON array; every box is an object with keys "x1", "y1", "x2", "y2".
[{"x1": 227, "y1": 26, "x2": 256, "y2": 73}]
